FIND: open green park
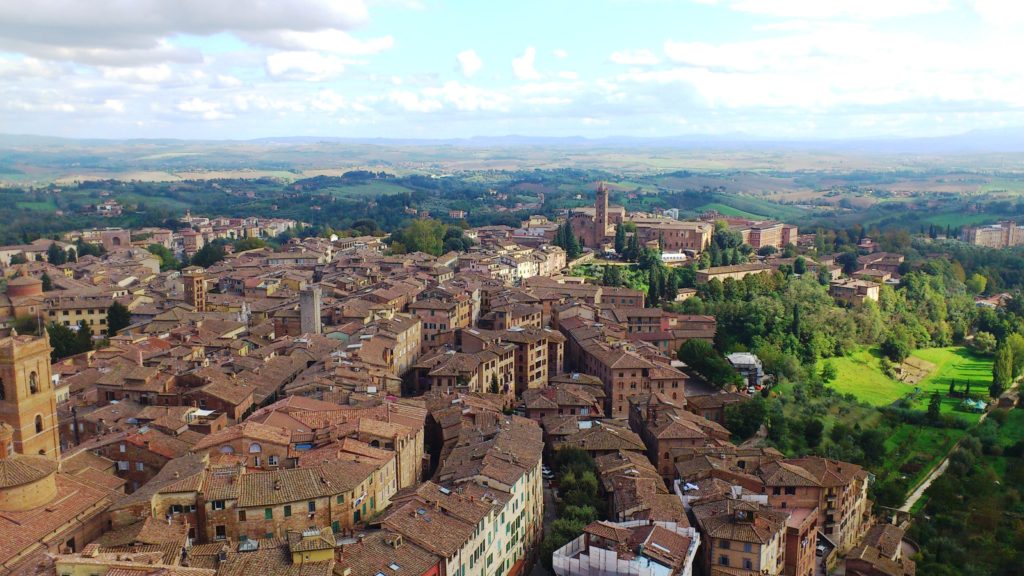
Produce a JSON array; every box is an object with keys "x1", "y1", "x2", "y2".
[{"x1": 825, "y1": 346, "x2": 992, "y2": 422}]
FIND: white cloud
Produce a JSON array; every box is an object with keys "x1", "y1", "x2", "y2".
[
  {"x1": 559, "y1": 71, "x2": 579, "y2": 80},
  {"x1": 0, "y1": 0, "x2": 370, "y2": 62},
  {"x1": 610, "y1": 49, "x2": 660, "y2": 66},
  {"x1": 241, "y1": 29, "x2": 393, "y2": 55},
  {"x1": 456, "y1": 49, "x2": 483, "y2": 78},
  {"x1": 0, "y1": 56, "x2": 63, "y2": 79},
  {"x1": 177, "y1": 97, "x2": 228, "y2": 120},
  {"x1": 727, "y1": 0, "x2": 951, "y2": 19},
  {"x1": 103, "y1": 99, "x2": 125, "y2": 112},
  {"x1": 512, "y1": 46, "x2": 541, "y2": 80},
  {"x1": 552, "y1": 49, "x2": 568, "y2": 59},
  {"x1": 214, "y1": 74, "x2": 242, "y2": 88},
  {"x1": 972, "y1": 0, "x2": 1024, "y2": 27},
  {"x1": 389, "y1": 90, "x2": 442, "y2": 112},
  {"x1": 100, "y1": 64, "x2": 173, "y2": 83},
  {"x1": 266, "y1": 51, "x2": 349, "y2": 81}
]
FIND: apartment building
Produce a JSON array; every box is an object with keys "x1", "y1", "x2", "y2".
[
  {"x1": 462, "y1": 326, "x2": 566, "y2": 393},
  {"x1": 829, "y1": 278, "x2": 880, "y2": 305},
  {"x1": 553, "y1": 520, "x2": 700, "y2": 576},
  {"x1": 692, "y1": 493, "x2": 789, "y2": 576}
]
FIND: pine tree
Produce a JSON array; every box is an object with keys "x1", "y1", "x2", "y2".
[
  {"x1": 647, "y1": 268, "x2": 660, "y2": 307},
  {"x1": 46, "y1": 242, "x2": 66, "y2": 265},
  {"x1": 107, "y1": 301, "x2": 132, "y2": 336},
  {"x1": 992, "y1": 344, "x2": 1013, "y2": 398},
  {"x1": 627, "y1": 233, "x2": 640, "y2": 262},
  {"x1": 666, "y1": 271, "x2": 679, "y2": 300},
  {"x1": 614, "y1": 225, "x2": 626, "y2": 255},
  {"x1": 41, "y1": 272, "x2": 53, "y2": 292},
  {"x1": 490, "y1": 373, "x2": 500, "y2": 394},
  {"x1": 75, "y1": 321, "x2": 93, "y2": 354}
]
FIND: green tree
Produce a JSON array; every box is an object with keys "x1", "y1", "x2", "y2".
[
  {"x1": 626, "y1": 233, "x2": 640, "y2": 262},
  {"x1": 965, "y1": 273, "x2": 987, "y2": 295},
  {"x1": 190, "y1": 242, "x2": 226, "y2": 267},
  {"x1": 1005, "y1": 333, "x2": 1024, "y2": 378},
  {"x1": 74, "y1": 320, "x2": 93, "y2": 354},
  {"x1": 647, "y1": 268, "x2": 660, "y2": 308},
  {"x1": 724, "y1": 397, "x2": 767, "y2": 440},
  {"x1": 803, "y1": 418, "x2": 824, "y2": 448},
  {"x1": 107, "y1": 301, "x2": 132, "y2": 336},
  {"x1": 147, "y1": 244, "x2": 180, "y2": 271},
  {"x1": 757, "y1": 245, "x2": 777, "y2": 257},
  {"x1": 991, "y1": 343, "x2": 1012, "y2": 398},
  {"x1": 927, "y1": 391, "x2": 942, "y2": 422},
  {"x1": 614, "y1": 224, "x2": 626, "y2": 254},
  {"x1": 489, "y1": 372, "x2": 500, "y2": 394},
  {"x1": 677, "y1": 339, "x2": 742, "y2": 389},
  {"x1": 793, "y1": 256, "x2": 807, "y2": 275},
  {"x1": 233, "y1": 237, "x2": 267, "y2": 251},
  {"x1": 972, "y1": 331, "x2": 997, "y2": 354},
  {"x1": 880, "y1": 330, "x2": 912, "y2": 363},
  {"x1": 820, "y1": 361, "x2": 837, "y2": 383},
  {"x1": 46, "y1": 242, "x2": 66, "y2": 265},
  {"x1": 40, "y1": 272, "x2": 53, "y2": 292}
]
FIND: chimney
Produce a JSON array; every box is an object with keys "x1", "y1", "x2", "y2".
[{"x1": 136, "y1": 348, "x2": 144, "y2": 367}]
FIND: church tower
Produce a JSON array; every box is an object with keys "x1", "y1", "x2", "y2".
[
  {"x1": 594, "y1": 182, "x2": 609, "y2": 246},
  {"x1": 0, "y1": 334, "x2": 61, "y2": 458},
  {"x1": 182, "y1": 266, "x2": 207, "y2": 312}
]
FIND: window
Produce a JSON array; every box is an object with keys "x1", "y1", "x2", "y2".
[
  {"x1": 743, "y1": 543, "x2": 752, "y2": 553},
  {"x1": 268, "y1": 455, "x2": 278, "y2": 466},
  {"x1": 249, "y1": 443, "x2": 262, "y2": 453},
  {"x1": 719, "y1": 540, "x2": 731, "y2": 549},
  {"x1": 284, "y1": 505, "x2": 292, "y2": 517},
  {"x1": 772, "y1": 487, "x2": 781, "y2": 495},
  {"x1": 34, "y1": 414, "x2": 43, "y2": 433},
  {"x1": 718, "y1": 555, "x2": 730, "y2": 566},
  {"x1": 117, "y1": 460, "x2": 129, "y2": 471},
  {"x1": 29, "y1": 372, "x2": 39, "y2": 394},
  {"x1": 215, "y1": 525, "x2": 226, "y2": 540},
  {"x1": 336, "y1": 494, "x2": 344, "y2": 504},
  {"x1": 308, "y1": 501, "x2": 316, "y2": 513},
  {"x1": 264, "y1": 508, "x2": 273, "y2": 520},
  {"x1": 212, "y1": 500, "x2": 226, "y2": 511},
  {"x1": 785, "y1": 487, "x2": 796, "y2": 495},
  {"x1": 170, "y1": 504, "x2": 183, "y2": 514},
  {"x1": 253, "y1": 456, "x2": 261, "y2": 467},
  {"x1": 135, "y1": 462, "x2": 144, "y2": 471},
  {"x1": 238, "y1": 510, "x2": 246, "y2": 521}
]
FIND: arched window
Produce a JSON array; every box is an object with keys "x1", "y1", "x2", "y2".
[
  {"x1": 369, "y1": 439, "x2": 380, "y2": 448},
  {"x1": 35, "y1": 414, "x2": 44, "y2": 433},
  {"x1": 29, "y1": 372, "x2": 39, "y2": 394},
  {"x1": 249, "y1": 443, "x2": 262, "y2": 453},
  {"x1": 220, "y1": 446, "x2": 235, "y2": 454},
  {"x1": 0, "y1": 377, "x2": 5, "y2": 401}
]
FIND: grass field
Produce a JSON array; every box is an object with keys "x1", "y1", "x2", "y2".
[
  {"x1": 825, "y1": 346, "x2": 992, "y2": 422},
  {"x1": 922, "y1": 211, "x2": 1003, "y2": 227},
  {"x1": 695, "y1": 202, "x2": 766, "y2": 219},
  {"x1": 908, "y1": 347, "x2": 992, "y2": 422},
  {"x1": 322, "y1": 182, "x2": 413, "y2": 198},
  {"x1": 824, "y1": 347, "x2": 910, "y2": 405},
  {"x1": 16, "y1": 200, "x2": 57, "y2": 211}
]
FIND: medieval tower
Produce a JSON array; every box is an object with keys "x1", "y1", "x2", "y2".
[
  {"x1": 0, "y1": 334, "x2": 61, "y2": 458},
  {"x1": 594, "y1": 182, "x2": 609, "y2": 246}
]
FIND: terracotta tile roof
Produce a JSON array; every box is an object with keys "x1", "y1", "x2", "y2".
[
  {"x1": 0, "y1": 454, "x2": 56, "y2": 488},
  {"x1": 192, "y1": 421, "x2": 291, "y2": 452},
  {"x1": 692, "y1": 497, "x2": 789, "y2": 544},
  {"x1": 334, "y1": 531, "x2": 441, "y2": 576},
  {"x1": 94, "y1": 516, "x2": 190, "y2": 547}
]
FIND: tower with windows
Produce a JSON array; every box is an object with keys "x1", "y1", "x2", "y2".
[{"x1": 0, "y1": 334, "x2": 60, "y2": 458}]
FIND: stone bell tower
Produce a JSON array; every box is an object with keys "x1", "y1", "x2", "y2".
[{"x1": 0, "y1": 334, "x2": 61, "y2": 458}]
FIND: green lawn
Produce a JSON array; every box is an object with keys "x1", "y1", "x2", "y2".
[
  {"x1": 695, "y1": 202, "x2": 766, "y2": 220},
  {"x1": 16, "y1": 200, "x2": 57, "y2": 212},
  {"x1": 824, "y1": 347, "x2": 910, "y2": 406},
  {"x1": 908, "y1": 347, "x2": 992, "y2": 422}
]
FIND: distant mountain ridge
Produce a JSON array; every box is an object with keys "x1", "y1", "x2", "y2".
[{"x1": 3, "y1": 127, "x2": 1024, "y2": 154}]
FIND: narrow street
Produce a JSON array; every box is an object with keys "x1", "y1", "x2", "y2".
[{"x1": 528, "y1": 484, "x2": 557, "y2": 576}]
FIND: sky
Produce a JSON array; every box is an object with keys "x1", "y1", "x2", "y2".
[{"x1": 2, "y1": 0, "x2": 1024, "y2": 140}]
